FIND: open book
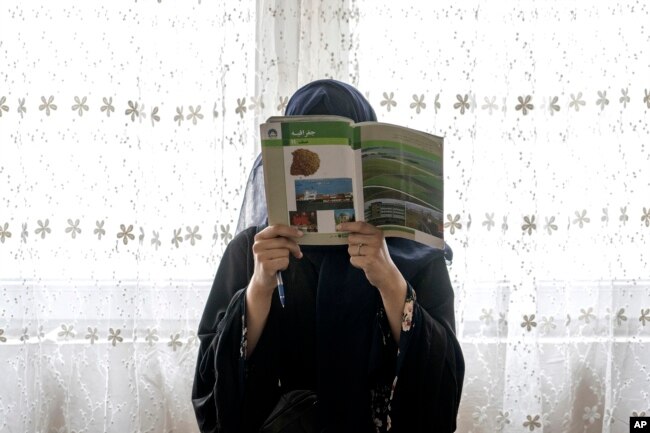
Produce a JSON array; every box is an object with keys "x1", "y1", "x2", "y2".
[{"x1": 260, "y1": 115, "x2": 444, "y2": 249}]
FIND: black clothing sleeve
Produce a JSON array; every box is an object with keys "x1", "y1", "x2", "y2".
[
  {"x1": 388, "y1": 256, "x2": 464, "y2": 432},
  {"x1": 192, "y1": 227, "x2": 256, "y2": 433}
]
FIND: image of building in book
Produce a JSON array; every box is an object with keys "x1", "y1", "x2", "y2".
[
  {"x1": 334, "y1": 209, "x2": 355, "y2": 224},
  {"x1": 364, "y1": 199, "x2": 406, "y2": 226},
  {"x1": 289, "y1": 210, "x2": 318, "y2": 232},
  {"x1": 294, "y1": 178, "x2": 354, "y2": 212}
]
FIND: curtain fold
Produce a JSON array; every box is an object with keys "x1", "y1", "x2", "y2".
[{"x1": 1, "y1": 2, "x2": 257, "y2": 432}]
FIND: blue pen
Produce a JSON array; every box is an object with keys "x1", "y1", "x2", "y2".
[{"x1": 276, "y1": 271, "x2": 286, "y2": 308}]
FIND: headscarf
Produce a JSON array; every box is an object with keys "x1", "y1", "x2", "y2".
[
  {"x1": 235, "y1": 79, "x2": 375, "y2": 231},
  {"x1": 235, "y1": 79, "x2": 452, "y2": 260}
]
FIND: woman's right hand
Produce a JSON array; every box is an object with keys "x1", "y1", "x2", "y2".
[
  {"x1": 249, "y1": 224, "x2": 304, "y2": 297},
  {"x1": 245, "y1": 225, "x2": 303, "y2": 356}
]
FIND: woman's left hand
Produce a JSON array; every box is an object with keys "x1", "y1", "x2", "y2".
[{"x1": 337, "y1": 221, "x2": 406, "y2": 295}]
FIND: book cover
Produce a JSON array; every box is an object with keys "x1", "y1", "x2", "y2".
[{"x1": 260, "y1": 115, "x2": 444, "y2": 249}]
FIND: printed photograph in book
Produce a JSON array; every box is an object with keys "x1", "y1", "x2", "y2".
[
  {"x1": 294, "y1": 178, "x2": 354, "y2": 232},
  {"x1": 281, "y1": 142, "x2": 360, "y2": 235},
  {"x1": 362, "y1": 144, "x2": 444, "y2": 239}
]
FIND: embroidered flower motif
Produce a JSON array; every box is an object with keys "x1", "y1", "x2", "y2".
[
  {"x1": 620, "y1": 206, "x2": 629, "y2": 224},
  {"x1": 174, "y1": 106, "x2": 184, "y2": 125},
  {"x1": 522, "y1": 215, "x2": 536, "y2": 235},
  {"x1": 472, "y1": 406, "x2": 488, "y2": 425},
  {"x1": 0, "y1": 329, "x2": 6, "y2": 343},
  {"x1": 644, "y1": 89, "x2": 650, "y2": 108},
  {"x1": 639, "y1": 308, "x2": 650, "y2": 326},
  {"x1": 65, "y1": 219, "x2": 81, "y2": 239},
  {"x1": 220, "y1": 224, "x2": 233, "y2": 245},
  {"x1": 573, "y1": 210, "x2": 590, "y2": 228},
  {"x1": 58, "y1": 324, "x2": 75, "y2": 340},
  {"x1": 93, "y1": 220, "x2": 106, "y2": 240},
  {"x1": 125, "y1": 100, "x2": 140, "y2": 122},
  {"x1": 496, "y1": 411, "x2": 511, "y2": 429},
  {"x1": 0, "y1": 96, "x2": 8, "y2": 117},
  {"x1": 642, "y1": 207, "x2": 650, "y2": 227},
  {"x1": 235, "y1": 97, "x2": 247, "y2": 118},
  {"x1": 548, "y1": 96, "x2": 560, "y2": 115},
  {"x1": 21, "y1": 223, "x2": 28, "y2": 243},
  {"x1": 498, "y1": 313, "x2": 508, "y2": 329},
  {"x1": 540, "y1": 316, "x2": 556, "y2": 334},
  {"x1": 168, "y1": 333, "x2": 182, "y2": 351},
  {"x1": 433, "y1": 93, "x2": 441, "y2": 113},
  {"x1": 151, "y1": 230, "x2": 161, "y2": 249},
  {"x1": 515, "y1": 95, "x2": 533, "y2": 115},
  {"x1": 479, "y1": 308, "x2": 494, "y2": 325},
  {"x1": 186, "y1": 105, "x2": 204, "y2": 125},
  {"x1": 613, "y1": 308, "x2": 627, "y2": 327},
  {"x1": 569, "y1": 92, "x2": 586, "y2": 112},
  {"x1": 601, "y1": 208, "x2": 609, "y2": 223},
  {"x1": 453, "y1": 94, "x2": 469, "y2": 114},
  {"x1": 501, "y1": 216, "x2": 509, "y2": 232},
  {"x1": 0, "y1": 217, "x2": 10, "y2": 239},
  {"x1": 596, "y1": 90, "x2": 609, "y2": 111},
  {"x1": 20, "y1": 328, "x2": 29, "y2": 342},
  {"x1": 101, "y1": 97, "x2": 115, "y2": 117},
  {"x1": 39, "y1": 95, "x2": 58, "y2": 116},
  {"x1": 579, "y1": 307, "x2": 596, "y2": 323},
  {"x1": 117, "y1": 224, "x2": 135, "y2": 245},
  {"x1": 583, "y1": 405, "x2": 601, "y2": 424},
  {"x1": 410, "y1": 94, "x2": 426, "y2": 114},
  {"x1": 72, "y1": 96, "x2": 89, "y2": 116},
  {"x1": 544, "y1": 216, "x2": 558, "y2": 235},
  {"x1": 85, "y1": 327, "x2": 99, "y2": 344},
  {"x1": 145, "y1": 328, "x2": 159, "y2": 346},
  {"x1": 172, "y1": 228, "x2": 183, "y2": 248},
  {"x1": 17, "y1": 97, "x2": 26, "y2": 118},
  {"x1": 248, "y1": 96, "x2": 264, "y2": 113},
  {"x1": 482, "y1": 213, "x2": 495, "y2": 231},
  {"x1": 444, "y1": 214, "x2": 462, "y2": 235},
  {"x1": 185, "y1": 225, "x2": 202, "y2": 246},
  {"x1": 380, "y1": 92, "x2": 397, "y2": 112},
  {"x1": 151, "y1": 106, "x2": 160, "y2": 126},
  {"x1": 620, "y1": 88, "x2": 630, "y2": 108},
  {"x1": 468, "y1": 92, "x2": 477, "y2": 112},
  {"x1": 212, "y1": 102, "x2": 219, "y2": 119},
  {"x1": 108, "y1": 328, "x2": 123, "y2": 346},
  {"x1": 35, "y1": 219, "x2": 51, "y2": 239},
  {"x1": 523, "y1": 414, "x2": 542, "y2": 431},
  {"x1": 481, "y1": 96, "x2": 498, "y2": 115},
  {"x1": 521, "y1": 314, "x2": 537, "y2": 332},
  {"x1": 277, "y1": 96, "x2": 288, "y2": 112}
]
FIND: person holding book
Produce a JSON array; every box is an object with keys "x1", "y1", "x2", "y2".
[{"x1": 192, "y1": 79, "x2": 464, "y2": 433}]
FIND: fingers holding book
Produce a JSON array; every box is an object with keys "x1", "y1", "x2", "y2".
[{"x1": 337, "y1": 222, "x2": 406, "y2": 295}]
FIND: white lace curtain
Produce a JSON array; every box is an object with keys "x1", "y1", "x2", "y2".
[{"x1": 1, "y1": 1, "x2": 649, "y2": 432}]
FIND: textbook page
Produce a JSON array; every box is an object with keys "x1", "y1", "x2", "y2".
[
  {"x1": 261, "y1": 117, "x2": 364, "y2": 245},
  {"x1": 359, "y1": 122, "x2": 445, "y2": 249}
]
